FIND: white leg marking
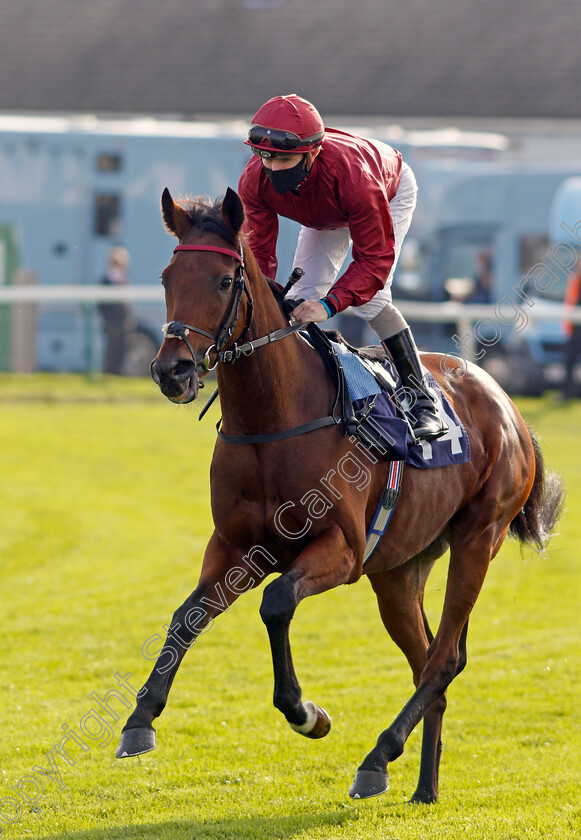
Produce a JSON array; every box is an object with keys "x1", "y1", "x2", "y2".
[{"x1": 289, "y1": 700, "x2": 318, "y2": 734}]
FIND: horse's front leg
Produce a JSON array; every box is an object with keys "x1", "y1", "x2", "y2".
[
  {"x1": 116, "y1": 532, "x2": 262, "y2": 758},
  {"x1": 260, "y1": 525, "x2": 357, "y2": 739}
]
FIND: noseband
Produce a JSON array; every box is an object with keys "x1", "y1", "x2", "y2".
[{"x1": 162, "y1": 242, "x2": 253, "y2": 371}]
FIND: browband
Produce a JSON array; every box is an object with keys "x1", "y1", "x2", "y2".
[{"x1": 173, "y1": 244, "x2": 242, "y2": 264}]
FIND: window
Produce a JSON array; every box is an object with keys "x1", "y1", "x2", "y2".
[
  {"x1": 96, "y1": 153, "x2": 123, "y2": 172},
  {"x1": 94, "y1": 193, "x2": 121, "y2": 237}
]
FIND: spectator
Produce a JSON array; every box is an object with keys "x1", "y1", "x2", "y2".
[
  {"x1": 98, "y1": 246, "x2": 132, "y2": 375},
  {"x1": 444, "y1": 251, "x2": 493, "y2": 304},
  {"x1": 562, "y1": 251, "x2": 581, "y2": 399},
  {"x1": 465, "y1": 252, "x2": 493, "y2": 304}
]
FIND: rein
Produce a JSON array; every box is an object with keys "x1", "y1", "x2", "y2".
[{"x1": 162, "y1": 319, "x2": 305, "y2": 369}]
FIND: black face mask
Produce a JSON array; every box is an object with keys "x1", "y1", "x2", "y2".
[{"x1": 264, "y1": 157, "x2": 307, "y2": 194}]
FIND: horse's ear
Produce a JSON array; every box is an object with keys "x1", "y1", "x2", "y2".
[
  {"x1": 221, "y1": 187, "x2": 245, "y2": 233},
  {"x1": 161, "y1": 188, "x2": 191, "y2": 239}
]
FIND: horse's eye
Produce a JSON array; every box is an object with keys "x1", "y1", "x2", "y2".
[{"x1": 220, "y1": 276, "x2": 233, "y2": 290}]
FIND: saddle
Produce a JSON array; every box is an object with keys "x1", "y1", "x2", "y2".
[
  {"x1": 303, "y1": 323, "x2": 471, "y2": 470},
  {"x1": 301, "y1": 323, "x2": 400, "y2": 458}
]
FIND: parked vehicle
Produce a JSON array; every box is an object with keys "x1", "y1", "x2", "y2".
[
  {"x1": 0, "y1": 114, "x2": 579, "y2": 389},
  {"x1": 0, "y1": 115, "x2": 269, "y2": 373},
  {"x1": 388, "y1": 151, "x2": 581, "y2": 394}
]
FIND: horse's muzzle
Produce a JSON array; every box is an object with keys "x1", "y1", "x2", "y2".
[{"x1": 150, "y1": 355, "x2": 200, "y2": 404}]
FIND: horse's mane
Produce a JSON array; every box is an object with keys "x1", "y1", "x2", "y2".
[
  {"x1": 267, "y1": 278, "x2": 292, "y2": 315},
  {"x1": 180, "y1": 195, "x2": 238, "y2": 246}
]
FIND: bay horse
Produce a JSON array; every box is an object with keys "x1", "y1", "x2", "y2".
[{"x1": 116, "y1": 187, "x2": 563, "y2": 803}]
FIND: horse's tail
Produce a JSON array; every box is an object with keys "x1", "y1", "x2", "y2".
[{"x1": 508, "y1": 428, "x2": 565, "y2": 551}]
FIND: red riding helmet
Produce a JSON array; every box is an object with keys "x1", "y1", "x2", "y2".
[{"x1": 245, "y1": 94, "x2": 325, "y2": 155}]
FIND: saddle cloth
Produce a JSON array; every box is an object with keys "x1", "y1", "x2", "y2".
[{"x1": 331, "y1": 340, "x2": 471, "y2": 469}]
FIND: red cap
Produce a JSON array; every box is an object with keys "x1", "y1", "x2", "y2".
[{"x1": 245, "y1": 94, "x2": 324, "y2": 153}]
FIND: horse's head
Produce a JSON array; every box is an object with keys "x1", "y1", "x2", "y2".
[{"x1": 151, "y1": 187, "x2": 248, "y2": 403}]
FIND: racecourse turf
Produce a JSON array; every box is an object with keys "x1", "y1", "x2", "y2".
[{"x1": 0, "y1": 374, "x2": 578, "y2": 840}]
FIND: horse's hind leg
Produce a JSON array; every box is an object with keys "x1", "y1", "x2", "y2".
[
  {"x1": 364, "y1": 549, "x2": 449, "y2": 802},
  {"x1": 411, "y1": 615, "x2": 468, "y2": 803},
  {"x1": 351, "y1": 529, "x2": 493, "y2": 801}
]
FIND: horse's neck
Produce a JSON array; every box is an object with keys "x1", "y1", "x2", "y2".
[{"x1": 216, "y1": 272, "x2": 327, "y2": 435}]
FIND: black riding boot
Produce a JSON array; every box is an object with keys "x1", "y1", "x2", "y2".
[{"x1": 382, "y1": 329, "x2": 449, "y2": 442}]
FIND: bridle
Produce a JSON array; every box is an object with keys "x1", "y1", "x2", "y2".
[
  {"x1": 162, "y1": 242, "x2": 253, "y2": 372},
  {"x1": 162, "y1": 241, "x2": 302, "y2": 372},
  {"x1": 161, "y1": 239, "x2": 341, "y2": 444}
]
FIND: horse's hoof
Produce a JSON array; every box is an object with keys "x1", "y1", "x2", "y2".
[
  {"x1": 349, "y1": 769, "x2": 390, "y2": 799},
  {"x1": 289, "y1": 700, "x2": 331, "y2": 739},
  {"x1": 408, "y1": 789, "x2": 438, "y2": 805},
  {"x1": 115, "y1": 727, "x2": 156, "y2": 758}
]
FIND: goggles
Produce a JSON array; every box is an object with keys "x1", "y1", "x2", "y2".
[
  {"x1": 247, "y1": 124, "x2": 324, "y2": 152},
  {"x1": 251, "y1": 147, "x2": 292, "y2": 160}
]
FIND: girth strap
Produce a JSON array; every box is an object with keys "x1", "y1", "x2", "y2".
[
  {"x1": 363, "y1": 459, "x2": 404, "y2": 566},
  {"x1": 216, "y1": 415, "x2": 339, "y2": 445}
]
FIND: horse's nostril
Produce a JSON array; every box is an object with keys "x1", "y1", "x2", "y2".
[
  {"x1": 171, "y1": 359, "x2": 196, "y2": 381},
  {"x1": 150, "y1": 358, "x2": 162, "y2": 385},
  {"x1": 151, "y1": 356, "x2": 195, "y2": 386}
]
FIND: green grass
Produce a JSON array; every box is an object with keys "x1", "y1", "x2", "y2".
[{"x1": 0, "y1": 374, "x2": 579, "y2": 839}]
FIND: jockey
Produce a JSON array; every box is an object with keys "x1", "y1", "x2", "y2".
[{"x1": 238, "y1": 94, "x2": 448, "y2": 441}]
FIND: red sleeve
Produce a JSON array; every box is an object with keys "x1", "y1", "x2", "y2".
[
  {"x1": 238, "y1": 161, "x2": 280, "y2": 281},
  {"x1": 328, "y1": 175, "x2": 396, "y2": 311}
]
